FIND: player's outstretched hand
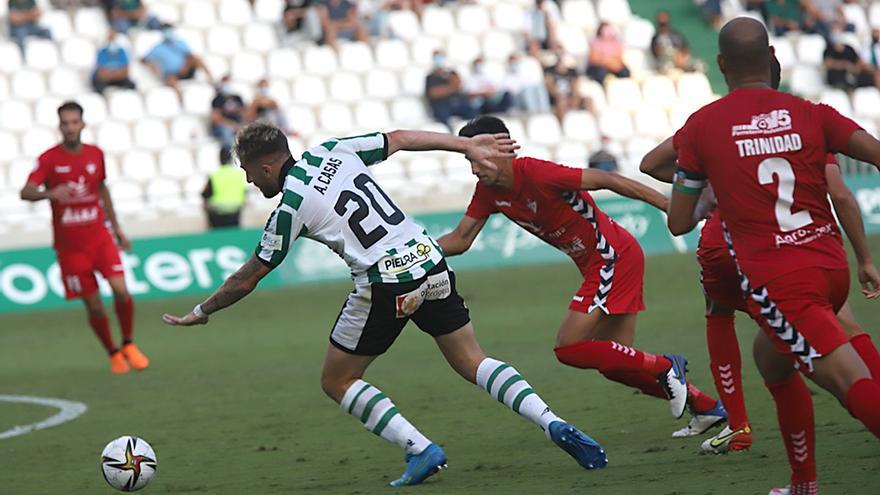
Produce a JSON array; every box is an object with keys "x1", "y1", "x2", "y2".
[
  {"x1": 466, "y1": 133, "x2": 519, "y2": 170},
  {"x1": 162, "y1": 312, "x2": 208, "y2": 326},
  {"x1": 858, "y1": 262, "x2": 880, "y2": 299}
]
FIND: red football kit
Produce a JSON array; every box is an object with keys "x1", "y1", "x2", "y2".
[
  {"x1": 674, "y1": 88, "x2": 860, "y2": 370},
  {"x1": 465, "y1": 156, "x2": 645, "y2": 314},
  {"x1": 27, "y1": 144, "x2": 123, "y2": 299}
]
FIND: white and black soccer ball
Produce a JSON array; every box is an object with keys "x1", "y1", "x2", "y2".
[{"x1": 100, "y1": 435, "x2": 157, "y2": 492}]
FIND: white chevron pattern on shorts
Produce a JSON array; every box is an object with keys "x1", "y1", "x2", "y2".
[{"x1": 563, "y1": 192, "x2": 617, "y2": 313}]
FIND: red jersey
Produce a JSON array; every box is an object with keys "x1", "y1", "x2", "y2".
[
  {"x1": 465, "y1": 156, "x2": 636, "y2": 276},
  {"x1": 675, "y1": 88, "x2": 859, "y2": 287},
  {"x1": 27, "y1": 144, "x2": 110, "y2": 250}
]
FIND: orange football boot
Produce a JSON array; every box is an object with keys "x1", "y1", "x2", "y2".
[
  {"x1": 121, "y1": 343, "x2": 150, "y2": 371},
  {"x1": 110, "y1": 351, "x2": 130, "y2": 374}
]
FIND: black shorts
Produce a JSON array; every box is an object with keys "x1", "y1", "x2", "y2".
[{"x1": 329, "y1": 260, "x2": 470, "y2": 356}]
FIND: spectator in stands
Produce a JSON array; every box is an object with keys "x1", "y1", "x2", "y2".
[
  {"x1": 650, "y1": 11, "x2": 704, "y2": 74},
  {"x1": 202, "y1": 146, "x2": 248, "y2": 229},
  {"x1": 502, "y1": 53, "x2": 551, "y2": 113},
  {"x1": 247, "y1": 79, "x2": 297, "y2": 136},
  {"x1": 210, "y1": 75, "x2": 246, "y2": 150},
  {"x1": 8, "y1": 0, "x2": 53, "y2": 53},
  {"x1": 425, "y1": 49, "x2": 478, "y2": 129},
  {"x1": 587, "y1": 136, "x2": 619, "y2": 173},
  {"x1": 109, "y1": 0, "x2": 164, "y2": 34},
  {"x1": 91, "y1": 32, "x2": 136, "y2": 94},
  {"x1": 316, "y1": 0, "x2": 368, "y2": 50},
  {"x1": 586, "y1": 22, "x2": 630, "y2": 83},
  {"x1": 545, "y1": 52, "x2": 590, "y2": 123},
  {"x1": 282, "y1": 0, "x2": 322, "y2": 46},
  {"x1": 465, "y1": 56, "x2": 514, "y2": 115},
  {"x1": 823, "y1": 29, "x2": 874, "y2": 90},
  {"x1": 801, "y1": 0, "x2": 851, "y2": 40},
  {"x1": 524, "y1": 0, "x2": 561, "y2": 58},
  {"x1": 766, "y1": 0, "x2": 803, "y2": 36},
  {"x1": 700, "y1": 0, "x2": 722, "y2": 29},
  {"x1": 865, "y1": 29, "x2": 880, "y2": 85},
  {"x1": 143, "y1": 27, "x2": 213, "y2": 98}
]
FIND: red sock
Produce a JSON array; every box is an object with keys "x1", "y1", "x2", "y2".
[
  {"x1": 766, "y1": 374, "x2": 816, "y2": 485},
  {"x1": 844, "y1": 378, "x2": 880, "y2": 438},
  {"x1": 850, "y1": 333, "x2": 880, "y2": 380},
  {"x1": 706, "y1": 314, "x2": 749, "y2": 427},
  {"x1": 554, "y1": 340, "x2": 672, "y2": 375},
  {"x1": 88, "y1": 314, "x2": 117, "y2": 354},
  {"x1": 599, "y1": 370, "x2": 667, "y2": 399},
  {"x1": 114, "y1": 296, "x2": 134, "y2": 342},
  {"x1": 687, "y1": 383, "x2": 718, "y2": 413}
]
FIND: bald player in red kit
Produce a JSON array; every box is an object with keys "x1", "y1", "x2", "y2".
[
  {"x1": 20, "y1": 101, "x2": 149, "y2": 374},
  {"x1": 667, "y1": 18, "x2": 880, "y2": 495}
]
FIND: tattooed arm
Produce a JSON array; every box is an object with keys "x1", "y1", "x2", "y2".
[{"x1": 162, "y1": 255, "x2": 272, "y2": 326}]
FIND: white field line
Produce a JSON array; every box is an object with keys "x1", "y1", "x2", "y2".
[{"x1": 0, "y1": 395, "x2": 87, "y2": 440}]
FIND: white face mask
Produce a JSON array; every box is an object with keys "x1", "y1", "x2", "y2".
[
  {"x1": 432, "y1": 54, "x2": 446, "y2": 68},
  {"x1": 107, "y1": 41, "x2": 121, "y2": 53}
]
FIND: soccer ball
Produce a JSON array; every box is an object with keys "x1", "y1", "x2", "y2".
[{"x1": 100, "y1": 435, "x2": 158, "y2": 492}]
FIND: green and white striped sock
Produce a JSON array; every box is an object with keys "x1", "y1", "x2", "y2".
[
  {"x1": 476, "y1": 358, "x2": 562, "y2": 437},
  {"x1": 340, "y1": 379, "x2": 432, "y2": 455}
]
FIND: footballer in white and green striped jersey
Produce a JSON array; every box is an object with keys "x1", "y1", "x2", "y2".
[
  {"x1": 254, "y1": 131, "x2": 445, "y2": 285},
  {"x1": 162, "y1": 122, "x2": 607, "y2": 487}
]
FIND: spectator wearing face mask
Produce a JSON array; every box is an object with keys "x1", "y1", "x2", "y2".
[
  {"x1": 210, "y1": 75, "x2": 246, "y2": 150},
  {"x1": 823, "y1": 29, "x2": 874, "y2": 90},
  {"x1": 142, "y1": 26, "x2": 213, "y2": 97},
  {"x1": 92, "y1": 32, "x2": 136, "y2": 94},
  {"x1": 586, "y1": 22, "x2": 630, "y2": 83},
  {"x1": 247, "y1": 79, "x2": 297, "y2": 136},
  {"x1": 424, "y1": 50, "x2": 478, "y2": 129},
  {"x1": 465, "y1": 56, "x2": 514, "y2": 115},
  {"x1": 502, "y1": 53, "x2": 551, "y2": 113}
]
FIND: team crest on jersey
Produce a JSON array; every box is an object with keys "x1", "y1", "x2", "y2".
[
  {"x1": 731, "y1": 109, "x2": 792, "y2": 136},
  {"x1": 526, "y1": 199, "x2": 537, "y2": 213},
  {"x1": 86, "y1": 163, "x2": 97, "y2": 175}
]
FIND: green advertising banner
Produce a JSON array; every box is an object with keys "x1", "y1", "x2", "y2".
[{"x1": 2, "y1": 172, "x2": 879, "y2": 314}]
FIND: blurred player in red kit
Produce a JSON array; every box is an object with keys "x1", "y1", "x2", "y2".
[
  {"x1": 20, "y1": 101, "x2": 149, "y2": 374},
  {"x1": 667, "y1": 18, "x2": 880, "y2": 495}
]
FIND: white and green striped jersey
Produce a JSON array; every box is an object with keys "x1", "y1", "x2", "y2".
[{"x1": 254, "y1": 132, "x2": 445, "y2": 284}]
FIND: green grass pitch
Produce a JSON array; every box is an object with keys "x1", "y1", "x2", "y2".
[{"x1": 2, "y1": 238, "x2": 879, "y2": 494}]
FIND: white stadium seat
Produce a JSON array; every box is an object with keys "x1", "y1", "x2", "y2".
[
  {"x1": 819, "y1": 88, "x2": 853, "y2": 118},
  {"x1": 21, "y1": 127, "x2": 55, "y2": 159},
  {"x1": 400, "y1": 66, "x2": 428, "y2": 97},
  {"x1": 770, "y1": 37, "x2": 796, "y2": 71},
  {"x1": 182, "y1": 82, "x2": 216, "y2": 115},
  {"x1": 853, "y1": 87, "x2": 880, "y2": 120},
  {"x1": 73, "y1": 7, "x2": 109, "y2": 42},
  {"x1": 149, "y1": 2, "x2": 181, "y2": 25},
  {"x1": 387, "y1": 10, "x2": 421, "y2": 41},
  {"x1": 676, "y1": 72, "x2": 713, "y2": 105},
  {"x1": 577, "y1": 77, "x2": 607, "y2": 113},
  {"x1": 97, "y1": 122, "x2": 133, "y2": 154},
  {"x1": 78, "y1": 92, "x2": 109, "y2": 125},
  {"x1": 254, "y1": 0, "x2": 285, "y2": 23},
  {"x1": 145, "y1": 87, "x2": 182, "y2": 119},
  {"x1": 0, "y1": 42, "x2": 23, "y2": 75},
  {"x1": 8, "y1": 159, "x2": 37, "y2": 187},
  {"x1": 0, "y1": 132, "x2": 19, "y2": 164},
  {"x1": 562, "y1": 110, "x2": 599, "y2": 144},
  {"x1": 292, "y1": 75, "x2": 328, "y2": 106},
  {"x1": 108, "y1": 90, "x2": 145, "y2": 123},
  {"x1": 133, "y1": 119, "x2": 171, "y2": 151},
  {"x1": 243, "y1": 23, "x2": 279, "y2": 54},
  {"x1": 285, "y1": 106, "x2": 317, "y2": 137},
  {"x1": 41, "y1": 9, "x2": 73, "y2": 41},
  {"x1": 159, "y1": 147, "x2": 196, "y2": 179},
  {"x1": 556, "y1": 24, "x2": 588, "y2": 57},
  {"x1": 0, "y1": 75, "x2": 7, "y2": 101},
  {"x1": 61, "y1": 37, "x2": 98, "y2": 70},
  {"x1": 175, "y1": 28, "x2": 206, "y2": 56},
  {"x1": 302, "y1": 45, "x2": 339, "y2": 76},
  {"x1": 375, "y1": 39, "x2": 410, "y2": 70},
  {"x1": 328, "y1": 72, "x2": 364, "y2": 103},
  {"x1": 109, "y1": 180, "x2": 145, "y2": 215},
  {"x1": 482, "y1": 31, "x2": 517, "y2": 61},
  {"x1": 598, "y1": 108, "x2": 634, "y2": 141},
  {"x1": 422, "y1": 6, "x2": 456, "y2": 39},
  {"x1": 796, "y1": 34, "x2": 826, "y2": 66},
  {"x1": 265, "y1": 80, "x2": 292, "y2": 106},
  {"x1": 218, "y1": 0, "x2": 253, "y2": 26},
  {"x1": 121, "y1": 150, "x2": 158, "y2": 182},
  {"x1": 447, "y1": 33, "x2": 481, "y2": 64},
  {"x1": 182, "y1": 0, "x2": 217, "y2": 30},
  {"x1": 390, "y1": 98, "x2": 428, "y2": 126},
  {"x1": 596, "y1": 0, "x2": 632, "y2": 26},
  {"x1": 562, "y1": 0, "x2": 598, "y2": 31},
  {"x1": 33, "y1": 96, "x2": 63, "y2": 128},
  {"x1": 410, "y1": 36, "x2": 442, "y2": 66},
  {"x1": 146, "y1": 178, "x2": 183, "y2": 209},
  {"x1": 456, "y1": 4, "x2": 491, "y2": 34},
  {"x1": 268, "y1": 49, "x2": 302, "y2": 80},
  {"x1": 623, "y1": 17, "x2": 655, "y2": 50},
  {"x1": 231, "y1": 52, "x2": 267, "y2": 84},
  {"x1": 605, "y1": 77, "x2": 642, "y2": 112},
  {"x1": 12, "y1": 70, "x2": 46, "y2": 101},
  {"x1": 48, "y1": 67, "x2": 87, "y2": 98},
  {"x1": 623, "y1": 47, "x2": 649, "y2": 77},
  {"x1": 789, "y1": 65, "x2": 824, "y2": 98},
  {"x1": 365, "y1": 69, "x2": 401, "y2": 100},
  {"x1": 170, "y1": 115, "x2": 208, "y2": 143},
  {"x1": 526, "y1": 113, "x2": 563, "y2": 145},
  {"x1": 641, "y1": 75, "x2": 677, "y2": 110},
  {"x1": 339, "y1": 42, "x2": 375, "y2": 73},
  {"x1": 0, "y1": 101, "x2": 32, "y2": 132},
  {"x1": 492, "y1": 3, "x2": 526, "y2": 32},
  {"x1": 354, "y1": 100, "x2": 391, "y2": 130},
  {"x1": 634, "y1": 106, "x2": 672, "y2": 138},
  {"x1": 202, "y1": 56, "x2": 229, "y2": 84},
  {"x1": 555, "y1": 142, "x2": 589, "y2": 168},
  {"x1": 206, "y1": 25, "x2": 242, "y2": 58},
  {"x1": 196, "y1": 142, "x2": 222, "y2": 173},
  {"x1": 318, "y1": 103, "x2": 354, "y2": 134},
  {"x1": 845, "y1": 3, "x2": 869, "y2": 38},
  {"x1": 133, "y1": 30, "x2": 163, "y2": 59}
]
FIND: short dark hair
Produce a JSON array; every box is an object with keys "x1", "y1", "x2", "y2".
[
  {"x1": 219, "y1": 145, "x2": 233, "y2": 165},
  {"x1": 458, "y1": 115, "x2": 510, "y2": 138},
  {"x1": 233, "y1": 122, "x2": 290, "y2": 166},
  {"x1": 57, "y1": 101, "x2": 84, "y2": 118}
]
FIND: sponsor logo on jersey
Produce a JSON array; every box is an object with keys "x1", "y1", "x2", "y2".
[
  {"x1": 60, "y1": 206, "x2": 99, "y2": 225},
  {"x1": 55, "y1": 165, "x2": 71, "y2": 173},
  {"x1": 731, "y1": 109, "x2": 792, "y2": 136},
  {"x1": 260, "y1": 232, "x2": 283, "y2": 251},
  {"x1": 558, "y1": 236, "x2": 587, "y2": 256},
  {"x1": 774, "y1": 222, "x2": 836, "y2": 248},
  {"x1": 86, "y1": 163, "x2": 97, "y2": 175},
  {"x1": 395, "y1": 271, "x2": 452, "y2": 318},
  {"x1": 381, "y1": 243, "x2": 432, "y2": 273},
  {"x1": 526, "y1": 199, "x2": 537, "y2": 213},
  {"x1": 495, "y1": 201, "x2": 512, "y2": 207}
]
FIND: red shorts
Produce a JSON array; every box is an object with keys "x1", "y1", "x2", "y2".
[
  {"x1": 569, "y1": 241, "x2": 646, "y2": 314},
  {"x1": 744, "y1": 267, "x2": 850, "y2": 372},
  {"x1": 56, "y1": 234, "x2": 124, "y2": 300},
  {"x1": 697, "y1": 245, "x2": 748, "y2": 312}
]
